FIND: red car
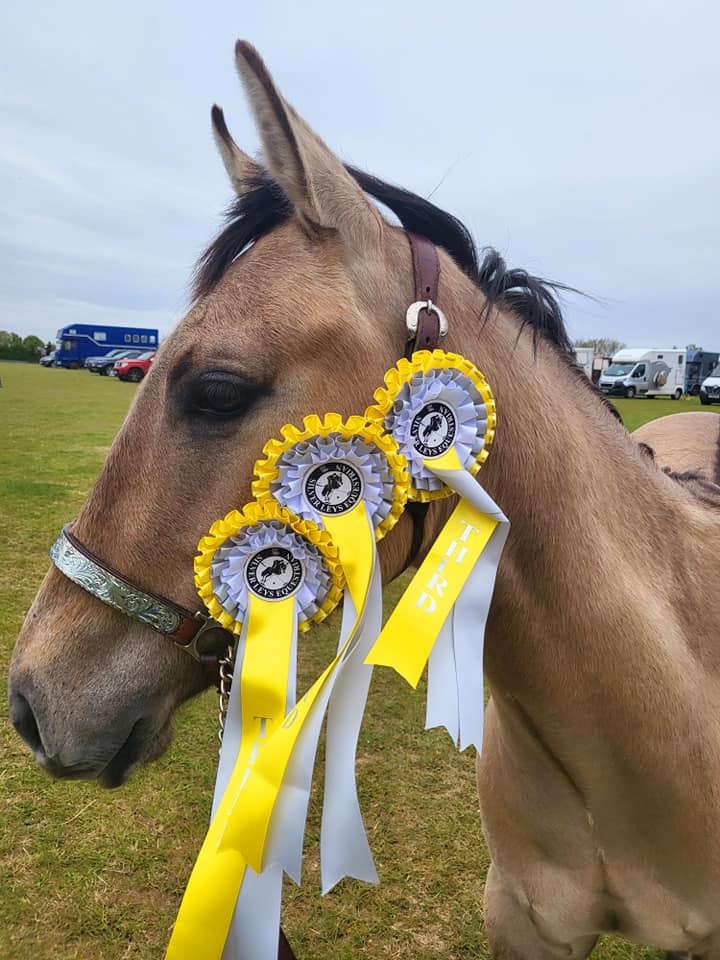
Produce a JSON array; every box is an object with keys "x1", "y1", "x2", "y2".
[{"x1": 113, "y1": 350, "x2": 155, "y2": 382}]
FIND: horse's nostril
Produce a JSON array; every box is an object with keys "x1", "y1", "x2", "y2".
[{"x1": 9, "y1": 690, "x2": 43, "y2": 754}]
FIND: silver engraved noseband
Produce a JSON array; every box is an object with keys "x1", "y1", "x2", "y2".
[{"x1": 50, "y1": 524, "x2": 228, "y2": 663}]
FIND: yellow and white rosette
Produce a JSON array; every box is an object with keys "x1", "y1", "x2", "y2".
[
  {"x1": 251, "y1": 413, "x2": 408, "y2": 893},
  {"x1": 365, "y1": 349, "x2": 509, "y2": 752},
  {"x1": 165, "y1": 501, "x2": 342, "y2": 960}
]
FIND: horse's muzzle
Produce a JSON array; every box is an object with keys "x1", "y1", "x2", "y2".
[{"x1": 8, "y1": 678, "x2": 163, "y2": 788}]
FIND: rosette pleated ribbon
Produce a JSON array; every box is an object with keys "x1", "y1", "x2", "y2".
[
  {"x1": 164, "y1": 501, "x2": 343, "y2": 960},
  {"x1": 365, "y1": 350, "x2": 510, "y2": 752},
  {"x1": 249, "y1": 414, "x2": 408, "y2": 895}
]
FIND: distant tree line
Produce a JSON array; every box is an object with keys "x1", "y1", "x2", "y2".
[
  {"x1": 574, "y1": 337, "x2": 627, "y2": 357},
  {"x1": 0, "y1": 330, "x2": 50, "y2": 362},
  {"x1": 576, "y1": 338, "x2": 708, "y2": 356}
]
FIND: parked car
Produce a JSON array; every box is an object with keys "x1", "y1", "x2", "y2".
[
  {"x1": 39, "y1": 351, "x2": 56, "y2": 367},
  {"x1": 86, "y1": 348, "x2": 141, "y2": 375},
  {"x1": 55, "y1": 323, "x2": 159, "y2": 368},
  {"x1": 700, "y1": 364, "x2": 720, "y2": 405},
  {"x1": 113, "y1": 351, "x2": 155, "y2": 382}
]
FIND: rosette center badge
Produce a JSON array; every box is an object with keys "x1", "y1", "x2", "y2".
[
  {"x1": 304, "y1": 461, "x2": 364, "y2": 516},
  {"x1": 245, "y1": 546, "x2": 304, "y2": 600},
  {"x1": 410, "y1": 401, "x2": 457, "y2": 458}
]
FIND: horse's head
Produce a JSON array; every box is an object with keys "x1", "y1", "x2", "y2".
[{"x1": 9, "y1": 42, "x2": 476, "y2": 787}]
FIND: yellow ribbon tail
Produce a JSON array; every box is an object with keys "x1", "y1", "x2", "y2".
[
  {"x1": 323, "y1": 501, "x2": 375, "y2": 615},
  {"x1": 365, "y1": 498, "x2": 498, "y2": 687},
  {"x1": 220, "y1": 658, "x2": 336, "y2": 871},
  {"x1": 164, "y1": 841, "x2": 248, "y2": 959},
  {"x1": 164, "y1": 595, "x2": 295, "y2": 960}
]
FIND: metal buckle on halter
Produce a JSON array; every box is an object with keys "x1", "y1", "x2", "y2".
[
  {"x1": 179, "y1": 612, "x2": 232, "y2": 662},
  {"x1": 405, "y1": 300, "x2": 449, "y2": 340}
]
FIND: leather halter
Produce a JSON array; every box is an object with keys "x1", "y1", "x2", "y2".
[{"x1": 48, "y1": 231, "x2": 446, "y2": 960}]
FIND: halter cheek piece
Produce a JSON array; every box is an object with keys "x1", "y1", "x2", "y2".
[
  {"x1": 50, "y1": 232, "x2": 447, "y2": 673},
  {"x1": 404, "y1": 232, "x2": 447, "y2": 566},
  {"x1": 404, "y1": 231, "x2": 447, "y2": 354}
]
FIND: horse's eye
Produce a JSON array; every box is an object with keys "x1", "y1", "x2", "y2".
[{"x1": 186, "y1": 371, "x2": 266, "y2": 419}]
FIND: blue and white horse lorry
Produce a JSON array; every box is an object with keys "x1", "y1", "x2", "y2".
[{"x1": 54, "y1": 324, "x2": 159, "y2": 369}]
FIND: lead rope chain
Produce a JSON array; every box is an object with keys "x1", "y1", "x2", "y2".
[{"x1": 217, "y1": 642, "x2": 235, "y2": 750}]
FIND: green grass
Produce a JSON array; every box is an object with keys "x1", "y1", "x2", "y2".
[
  {"x1": 610, "y1": 393, "x2": 714, "y2": 432},
  {"x1": 1, "y1": 361, "x2": 716, "y2": 960}
]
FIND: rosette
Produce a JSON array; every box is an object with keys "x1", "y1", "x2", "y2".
[
  {"x1": 366, "y1": 350, "x2": 496, "y2": 501},
  {"x1": 165, "y1": 501, "x2": 342, "y2": 960},
  {"x1": 244, "y1": 414, "x2": 408, "y2": 894},
  {"x1": 194, "y1": 500, "x2": 342, "y2": 634},
  {"x1": 253, "y1": 413, "x2": 406, "y2": 538},
  {"x1": 365, "y1": 350, "x2": 510, "y2": 755}
]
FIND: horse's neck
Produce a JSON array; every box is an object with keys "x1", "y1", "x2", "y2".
[{"x1": 444, "y1": 291, "x2": 710, "y2": 738}]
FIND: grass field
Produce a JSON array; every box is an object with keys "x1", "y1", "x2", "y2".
[{"x1": 1, "y1": 361, "x2": 717, "y2": 960}]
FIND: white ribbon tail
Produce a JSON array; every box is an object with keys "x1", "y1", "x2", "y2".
[
  {"x1": 261, "y1": 588, "x2": 361, "y2": 883},
  {"x1": 320, "y1": 557, "x2": 382, "y2": 893},
  {"x1": 425, "y1": 615, "x2": 459, "y2": 745},
  {"x1": 212, "y1": 619, "x2": 294, "y2": 960},
  {"x1": 262, "y1": 682, "x2": 330, "y2": 884},
  {"x1": 221, "y1": 866, "x2": 283, "y2": 960},
  {"x1": 426, "y1": 464, "x2": 510, "y2": 755},
  {"x1": 213, "y1": 619, "x2": 249, "y2": 819},
  {"x1": 263, "y1": 548, "x2": 382, "y2": 890},
  {"x1": 451, "y1": 520, "x2": 509, "y2": 751}
]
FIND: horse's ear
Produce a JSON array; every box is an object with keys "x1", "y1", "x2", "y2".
[
  {"x1": 233, "y1": 41, "x2": 382, "y2": 247},
  {"x1": 211, "y1": 104, "x2": 261, "y2": 195}
]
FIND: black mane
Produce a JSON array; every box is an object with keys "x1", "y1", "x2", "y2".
[
  {"x1": 193, "y1": 166, "x2": 575, "y2": 361},
  {"x1": 193, "y1": 171, "x2": 292, "y2": 300}
]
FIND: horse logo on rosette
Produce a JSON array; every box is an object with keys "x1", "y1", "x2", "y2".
[
  {"x1": 304, "y1": 460, "x2": 363, "y2": 516},
  {"x1": 245, "y1": 546, "x2": 303, "y2": 600},
  {"x1": 411, "y1": 401, "x2": 457, "y2": 458}
]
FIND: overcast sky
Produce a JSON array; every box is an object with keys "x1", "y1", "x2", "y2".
[{"x1": 1, "y1": 0, "x2": 718, "y2": 349}]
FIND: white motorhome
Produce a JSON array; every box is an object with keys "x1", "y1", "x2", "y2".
[
  {"x1": 700, "y1": 362, "x2": 720, "y2": 405},
  {"x1": 598, "y1": 348, "x2": 685, "y2": 399}
]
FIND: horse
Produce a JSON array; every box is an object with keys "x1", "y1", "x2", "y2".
[
  {"x1": 259, "y1": 557, "x2": 289, "y2": 583},
  {"x1": 634, "y1": 412, "x2": 720, "y2": 479},
  {"x1": 9, "y1": 40, "x2": 720, "y2": 959},
  {"x1": 319, "y1": 472, "x2": 344, "y2": 501},
  {"x1": 421, "y1": 413, "x2": 445, "y2": 444}
]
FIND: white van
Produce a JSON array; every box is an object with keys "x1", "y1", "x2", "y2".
[
  {"x1": 598, "y1": 348, "x2": 685, "y2": 399},
  {"x1": 700, "y1": 363, "x2": 720, "y2": 405}
]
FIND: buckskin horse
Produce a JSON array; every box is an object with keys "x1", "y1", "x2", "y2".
[
  {"x1": 9, "y1": 41, "x2": 720, "y2": 960},
  {"x1": 634, "y1": 412, "x2": 720, "y2": 481}
]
